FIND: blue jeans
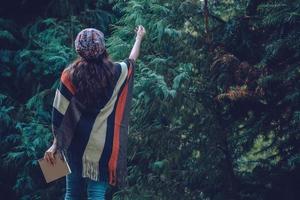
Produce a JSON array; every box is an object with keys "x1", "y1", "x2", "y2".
[{"x1": 64, "y1": 152, "x2": 108, "y2": 200}]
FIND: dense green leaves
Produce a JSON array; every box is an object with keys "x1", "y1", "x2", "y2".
[{"x1": 1, "y1": 0, "x2": 300, "y2": 199}]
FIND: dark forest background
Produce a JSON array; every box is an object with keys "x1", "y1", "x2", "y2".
[{"x1": 0, "y1": 0, "x2": 300, "y2": 199}]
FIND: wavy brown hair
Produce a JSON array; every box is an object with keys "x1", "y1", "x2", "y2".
[{"x1": 69, "y1": 50, "x2": 115, "y2": 108}]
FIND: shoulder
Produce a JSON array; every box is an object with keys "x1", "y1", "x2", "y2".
[
  {"x1": 114, "y1": 59, "x2": 135, "y2": 69},
  {"x1": 62, "y1": 64, "x2": 75, "y2": 78},
  {"x1": 123, "y1": 58, "x2": 136, "y2": 70},
  {"x1": 114, "y1": 58, "x2": 135, "y2": 77},
  {"x1": 60, "y1": 66, "x2": 76, "y2": 95}
]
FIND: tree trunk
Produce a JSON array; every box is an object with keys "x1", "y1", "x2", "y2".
[{"x1": 203, "y1": 0, "x2": 211, "y2": 44}]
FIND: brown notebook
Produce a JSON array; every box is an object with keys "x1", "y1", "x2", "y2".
[{"x1": 38, "y1": 152, "x2": 71, "y2": 183}]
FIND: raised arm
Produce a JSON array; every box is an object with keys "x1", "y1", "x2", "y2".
[{"x1": 129, "y1": 25, "x2": 146, "y2": 61}]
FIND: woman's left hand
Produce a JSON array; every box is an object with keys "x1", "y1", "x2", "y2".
[{"x1": 44, "y1": 143, "x2": 57, "y2": 166}]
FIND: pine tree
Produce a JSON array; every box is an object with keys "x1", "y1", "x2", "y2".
[{"x1": 1, "y1": 0, "x2": 300, "y2": 199}]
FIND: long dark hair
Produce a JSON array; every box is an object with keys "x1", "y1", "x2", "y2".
[{"x1": 69, "y1": 50, "x2": 115, "y2": 108}]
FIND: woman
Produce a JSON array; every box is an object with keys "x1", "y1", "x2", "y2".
[{"x1": 44, "y1": 25, "x2": 146, "y2": 200}]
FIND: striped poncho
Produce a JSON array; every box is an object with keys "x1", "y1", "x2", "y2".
[{"x1": 51, "y1": 58, "x2": 135, "y2": 187}]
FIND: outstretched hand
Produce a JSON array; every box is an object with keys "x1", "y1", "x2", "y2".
[{"x1": 135, "y1": 25, "x2": 146, "y2": 40}]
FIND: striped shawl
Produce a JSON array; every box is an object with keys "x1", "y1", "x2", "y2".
[{"x1": 51, "y1": 59, "x2": 135, "y2": 187}]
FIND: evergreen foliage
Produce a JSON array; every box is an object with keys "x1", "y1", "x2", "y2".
[{"x1": 0, "y1": 0, "x2": 299, "y2": 199}]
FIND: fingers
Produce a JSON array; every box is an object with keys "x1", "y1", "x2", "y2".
[
  {"x1": 44, "y1": 151, "x2": 56, "y2": 166},
  {"x1": 134, "y1": 25, "x2": 146, "y2": 42},
  {"x1": 135, "y1": 25, "x2": 143, "y2": 33},
  {"x1": 140, "y1": 26, "x2": 146, "y2": 35},
  {"x1": 50, "y1": 152, "x2": 56, "y2": 165},
  {"x1": 44, "y1": 152, "x2": 48, "y2": 162}
]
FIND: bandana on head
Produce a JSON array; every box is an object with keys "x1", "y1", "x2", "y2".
[{"x1": 74, "y1": 28, "x2": 106, "y2": 61}]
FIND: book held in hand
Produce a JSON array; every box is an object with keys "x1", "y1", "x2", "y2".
[{"x1": 38, "y1": 152, "x2": 71, "y2": 183}]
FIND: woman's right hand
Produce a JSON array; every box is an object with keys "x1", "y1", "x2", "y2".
[{"x1": 44, "y1": 143, "x2": 57, "y2": 166}]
